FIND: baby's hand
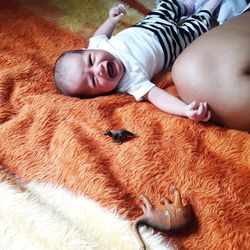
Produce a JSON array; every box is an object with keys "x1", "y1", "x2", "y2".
[
  {"x1": 109, "y1": 4, "x2": 126, "y2": 22},
  {"x1": 185, "y1": 101, "x2": 211, "y2": 122}
]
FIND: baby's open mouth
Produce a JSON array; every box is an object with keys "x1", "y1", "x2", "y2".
[{"x1": 107, "y1": 62, "x2": 115, "y2": 78}]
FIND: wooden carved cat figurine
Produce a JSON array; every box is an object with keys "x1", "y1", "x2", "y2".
[{"x1": 132, "y1": 186, "x2": 193, "y2": 250}]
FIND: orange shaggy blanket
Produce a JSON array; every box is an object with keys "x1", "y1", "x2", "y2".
[{"x1": 0, "y1": 0, "x2": 249, "y2": 249}]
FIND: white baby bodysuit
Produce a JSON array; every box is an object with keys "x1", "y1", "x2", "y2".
[{"x1": 88, "y1": 27, "x2": 164, "y2": 101}]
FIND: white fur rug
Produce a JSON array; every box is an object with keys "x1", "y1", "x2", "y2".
[{"x1": 0, "y1": 182, "x2": 173, "y2": 250}]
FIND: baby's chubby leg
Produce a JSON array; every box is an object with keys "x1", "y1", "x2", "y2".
[{"x1": 178, "y1": 10, "x2": 211, "y2": 51}]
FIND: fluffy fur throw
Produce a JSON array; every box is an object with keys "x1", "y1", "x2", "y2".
[{"x1": 0, "y1": 180, "x2": 171, "y2": 250}]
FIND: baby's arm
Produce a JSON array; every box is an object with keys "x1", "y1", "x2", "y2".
[
  {"x1": 94, "y1": 4, "x2": 126, "y2": 38},
  {"x1": 144, "y1": 87, "x2": 211, "y2": 122}
]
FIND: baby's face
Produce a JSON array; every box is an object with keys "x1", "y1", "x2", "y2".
[{"x1": 63, "y1": 49, "x2": 124, "y2": 97}]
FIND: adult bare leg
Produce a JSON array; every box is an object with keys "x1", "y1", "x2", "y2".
[{"x1": 172, "y1": 11, "x2": 250, "y2": 131}]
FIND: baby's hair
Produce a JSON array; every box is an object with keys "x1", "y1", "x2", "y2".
[{"x1": 53, "y1": 49, "x2": 85, "y2": 96}]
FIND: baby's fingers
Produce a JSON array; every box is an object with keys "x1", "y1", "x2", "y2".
[
  {"x1": 196, "y1": 102, "x2": 205, "y2": 116},
  {"x1": 202, "y1": 110, "x2": 211, "y2": 122},
  {"x1": 112, "y1": 4, "x2": 126, "y2": 16},
  {"x1": 188, "y1": 110, "x2": 198, "y2": 119},
  {"x1": 198, "y1": 102, "x2": 211, "y2": 120},
  {"x1": 187, "y1": 101, "x2": 198, "y2": 110},
  {"x1": 117, "y1": 4, "x2": 126, "y2": 15},
  {"x1": 109, "y1": 4, "x2": 126, "y2": 19}
]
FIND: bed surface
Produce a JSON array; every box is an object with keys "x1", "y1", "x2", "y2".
[{"x1": 0, "y1": 0, "x2": 249, "y2": 249}]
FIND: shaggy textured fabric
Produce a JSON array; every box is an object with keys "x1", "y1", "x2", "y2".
[
  {"x1": 0, "y1": 0, "x2": 249, "y2": 249},
  {"x1": 0, "y1": 176, "x2": 171, "y2": 249}
]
